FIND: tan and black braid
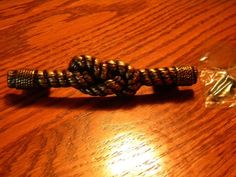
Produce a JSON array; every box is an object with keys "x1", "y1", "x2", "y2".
[{"x1": 8, "y1": 55, "x2": 198, "y2": 96}]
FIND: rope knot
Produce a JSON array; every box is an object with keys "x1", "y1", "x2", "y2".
[
  {"x1": 68, "y1": 55, "x2": 141, "y2": 96},
  {"x1": 7, "y1": 55, "x2": 198, "y2": 96}
]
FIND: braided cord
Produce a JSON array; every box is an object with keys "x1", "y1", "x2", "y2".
[{"x1": 8, "y1": 55, "x2": 198, "y2": 96}]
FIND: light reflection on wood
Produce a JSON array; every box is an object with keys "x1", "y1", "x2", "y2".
[{"x1": 105, "y1": 131, "x2": 163, "y2": 176}]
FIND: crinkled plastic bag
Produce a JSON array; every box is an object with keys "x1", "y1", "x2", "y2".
[{"x1": 199, "y1": 43, "x2": 236, "y2": 108}]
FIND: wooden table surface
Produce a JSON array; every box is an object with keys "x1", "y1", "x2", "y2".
[{"x1": 1, "y1": 0, "x2": 236, "y2": 176}]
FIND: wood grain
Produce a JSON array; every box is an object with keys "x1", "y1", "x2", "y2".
[{"x1": 0, "y1": 0, "x2": 236, "y2": 176}]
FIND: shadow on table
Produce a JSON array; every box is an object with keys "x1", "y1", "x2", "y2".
[{"x1": 4, "y1": 87, "x2": 194, "y2": 110}]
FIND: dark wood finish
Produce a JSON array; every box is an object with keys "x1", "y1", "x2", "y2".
[{"x1": 0, "y1": 0, "x2": 236, "y2": 176}]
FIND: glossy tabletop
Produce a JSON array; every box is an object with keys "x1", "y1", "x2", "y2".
[{"x1": 0, "y1": 0, "x2": 236, "y2": 176}]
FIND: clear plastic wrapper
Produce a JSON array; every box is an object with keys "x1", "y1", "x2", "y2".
[{"x1": 199, "y1": 43, "x2": 236, "y2": 108}]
